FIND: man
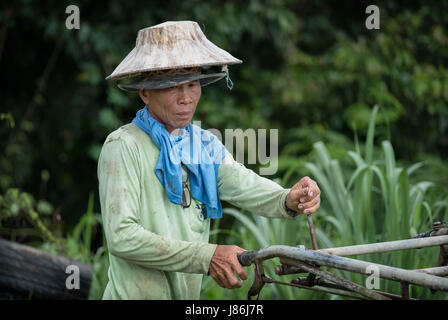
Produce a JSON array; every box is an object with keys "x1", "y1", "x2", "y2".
[{"x1": 98, "y1": 21, "x2": 321, "y2": 300}]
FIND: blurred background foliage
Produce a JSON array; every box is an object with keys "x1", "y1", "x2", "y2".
[{"x1": 0, "y1": 0, "x2": 447, "y2": 299}]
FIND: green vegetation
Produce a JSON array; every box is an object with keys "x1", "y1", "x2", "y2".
[
  {"x1": 1, "y1": 1, "x2": 447, "y2": 299},
  {"x1": 201, "y1": 106, "x2": 448, "y2": 299}
]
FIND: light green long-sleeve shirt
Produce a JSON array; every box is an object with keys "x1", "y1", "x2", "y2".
[{"x1": 97, "y1": 123, "x2": 298, "y2": 300}]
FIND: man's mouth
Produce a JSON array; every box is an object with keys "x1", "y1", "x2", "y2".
[{"x1": 176, "y1": 111, "x2": 192, "y2": 118}]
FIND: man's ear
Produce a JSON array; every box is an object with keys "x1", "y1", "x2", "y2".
[{"x1": 138, "y1": 89, "x2": 150, "y2": 105}]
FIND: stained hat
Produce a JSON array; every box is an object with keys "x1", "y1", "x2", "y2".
[{"x1": 106, "y1": 21, "x2": 242, "y2": 91}]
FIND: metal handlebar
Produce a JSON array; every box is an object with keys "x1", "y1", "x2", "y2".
[
  {"x1": 237, "y1": 250, "x2": 257, "y2": 267},
  {"x1": 236, "y1": 223, "x2": 448, "y2": 300}
]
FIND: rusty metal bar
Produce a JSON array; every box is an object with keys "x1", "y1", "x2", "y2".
[
  {"x1": 276, "y1": 264, "x2": 448, "y2": 277},
  {"x1": 282, "y1": 259, "x2": 390, "y2": 300},
  {"x1": 265, "y1": 276, "x2": 366, "y2": 300},
  {"x1": 292, "y1": 277, "x2": 417, "y2": 300},
  {"x1": 307, "y1": 214, "x2": 318, "y2": 250},
  {"x1": 401, "y1": 282, "x2": 410, "y2": 300},
  {"x1": 238, "y1": 245, "x2": 448, "y2": 291},
  {"x1": 275, "y1": 264, "x2": 306, "y2": 275},
  {"x1": 317, "y1": 235, "x2": 448, "y2": 257}
]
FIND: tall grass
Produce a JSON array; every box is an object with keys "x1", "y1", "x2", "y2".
[{"x1": 202, "y1": 105, "x2": 448, "y2": 300}]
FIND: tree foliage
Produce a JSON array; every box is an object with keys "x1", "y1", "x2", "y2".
[{"x1": 0, "y1": 1, "x2": 447, "y2": 299}]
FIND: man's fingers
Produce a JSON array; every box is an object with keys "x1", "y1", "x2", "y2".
[
  {"x1": 220, "y1": 269, "x2": 235, "y2": 289},
  {"x1": 295, "y1": 177, "x2": 320, "y2": 198},
  {"x1": 305, "y1": 203, "x2": 320, "y2": 215},
  {"x1": 210, "y1": 269, "x2": 227, "y2": 289},
  {"x1": 298, "y1": 176, "x2": 312, "y2": 189},
  {"x1": 209, "y1": 245, "x2": 248, "y2": 289},
  {"x1": 222, "y1": 250, "x2": 246, "y2": 288},
  {"x1": 222, "y1": 266, "x2": 242, "y2": 288},
  {"x1": 306, "y1": 180, "x2": 320, "y2": 198},
  {"x1": 301, "y1": 186, "x2": 309, "y2": 196},
  {"x1": 301, "y1": 200, "x2": 320, "y2": 215},
  {"x1": 290, "y1": 187, "x2": 311, "y2": 203},
  {"x1": 289, "y1": 188, "x2": 302, "y2": 202},
  {"x1": 232, "y1": 255, "x2": 248, "y2": 281},
  {"x1": 211, "y1": 268, "x2": 227, "y2": 288},
  {"x1": 298, "y1": 185, "x2": 320, "y2": 202},
  {"x1": 298, "y1": 194, "x2": 320, "y2": 213}
]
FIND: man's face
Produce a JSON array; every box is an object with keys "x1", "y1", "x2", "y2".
[{"x1": 138, "y1": 81, "x2": 201, "y2": 133}]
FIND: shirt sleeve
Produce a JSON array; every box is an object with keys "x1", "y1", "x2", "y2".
[
  {"x1": 97, "y1": 133, "x2": 217, "y2": 274},
  {"x1": 217, "y1": 153, "x2": 301, "y2": 219}
]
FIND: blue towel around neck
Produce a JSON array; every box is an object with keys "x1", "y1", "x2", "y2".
[{"x1": 132, "y1": 105, "x2": 228, "y2": 219}]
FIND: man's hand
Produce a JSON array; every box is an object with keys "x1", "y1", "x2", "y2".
[
  {"x1": 285, "y1": 176, "x2": 321, "y2": 215},
  {"x1": 208, "y1": 245, "x2": 248, "y2": 289}
]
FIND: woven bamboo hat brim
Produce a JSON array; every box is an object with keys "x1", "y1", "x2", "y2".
[
  {"x1": 118, "y1": 72, "x2": 226, "y2": 92},
  {"x1": 106, "y1": 21, "x2": 242, "y2": 80}
]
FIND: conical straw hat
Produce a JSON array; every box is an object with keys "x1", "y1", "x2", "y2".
[{"x1": 106, "y1": 21, "x2": 242, "y2": 80}]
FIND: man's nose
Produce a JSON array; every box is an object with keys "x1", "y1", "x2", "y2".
[{"x1": 178, "y1": 85, "x2": 193, "y2": 104}]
